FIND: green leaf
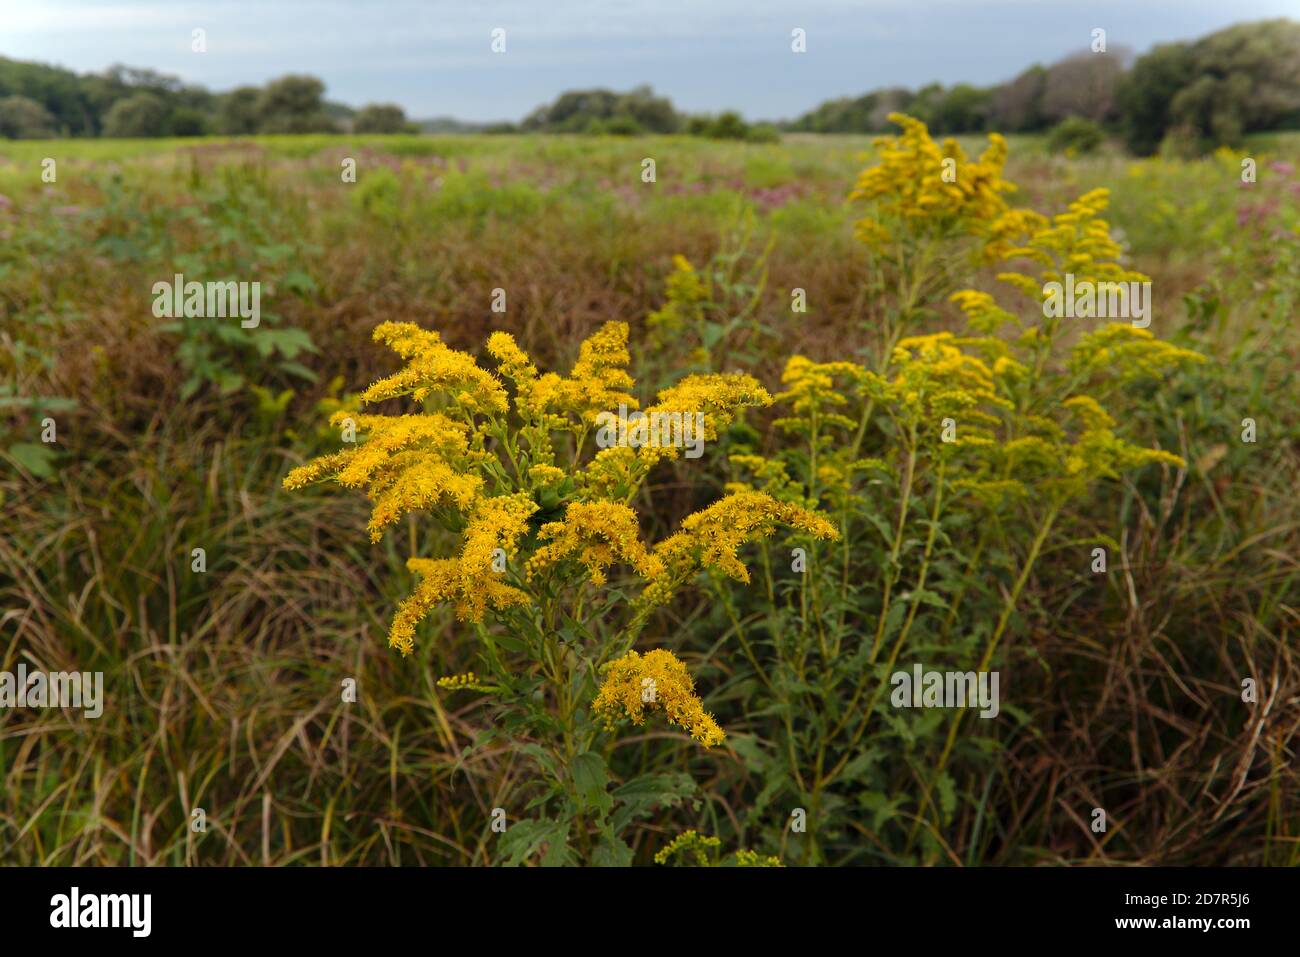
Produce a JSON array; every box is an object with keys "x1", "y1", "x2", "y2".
[
  {"x1": 258, "y1": 327, "x2": 318, "y2": 359},
  {"x1": 496, "y1": 818, "x2": 570, "y2": 867},
  {"x1": 935, "y1": 771, "x2": 957, "y2": 824},
  {"x1": 7, "y1": 442, "x2": 56, "y2": 478},
  {"x1": 282, "y1": 269, "x2": 318, "y2": 296},
  {"x1": 592, "y1": 835, "x2": 634, "y2": 867},
  {"x1": 611, "y1": 772, "x2": 697, "y2": 833},
  {"x1": 572, "y1": 751, "x2": 612, "y2": 816}
]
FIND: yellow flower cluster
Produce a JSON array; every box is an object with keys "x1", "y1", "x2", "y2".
[
  {"x1": 774, "y1": 356, "x2": 867, "y2": 431},
  {"x1": 592, "y1": 649, "x2": 725, "y2": 747},
  {"x1": 389, "y1": 557, "x2": 527, "y2": 654},
  {"x1": 878, "y1": 332, "x2": 1012, "y2": 443},
  {"x1": 733, "y1": 849, "x2": 784, "y2": 867},
  {"x1": 524, "y1": 491, "x2": 837, "y2": 607},
  {"x1": 527, "y1": 500, "x2": 660, "y2": 586},
  {"x1": 637, "y1": 373, "x2": 771, "y2": 464},
  {"x1": 282, "y1": 410, "x2": 484, "y2": 542},
  {"x1": 285, "y1": 319, "x2": 838, "y2": 655},
  {"x1": 992, "y1": 188, "x2": 1148, "y2": 304},
  {"x1": 653, "y1": 830, "x2": 783, "y2": 866},
  {"x1": 385, "y1": 492, "x2": 538, "y2": 652},
  {"x1": 488, "y1": 323, "x2": 638, "y2": 427},
  {"x1": 654, "y1": 829, "x2": 721, "y2": 866},
  {"x1": 1069, "y1": 324, "x2": 1207, "y2": 383},
  {"x1": 436, "y1": 671, "x2": 493, "y2": 692},
  {"x1": 647, "y1": 254, "x2": 708, "y2": 339},
  {"x1": 850, "y1": 112, "x2": 1018, "y2": 254},
  {"x1": 540, "y1": 322, "x2": 639, "y2": 426},
  {"x1": 361, "y1": 321, "x2": 508, "y2": 413},
  {"x1": 648, "y1": 490, "x2": 838, "y2": 601}
]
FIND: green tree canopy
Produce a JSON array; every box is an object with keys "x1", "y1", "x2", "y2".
[
  {"x1": 353, "y1": 103, "x2": 411, "y2": 133},
  {"x1": 0, "y1": 94, "x2": 58, "y2": 138},
  {"x1": 102, "y1": 91, "x2": 169, "y2": 137}
]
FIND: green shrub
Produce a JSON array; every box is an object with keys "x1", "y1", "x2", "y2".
[{"x1": 1046, "y1": 116, "x2": 1104, "y2": 155}]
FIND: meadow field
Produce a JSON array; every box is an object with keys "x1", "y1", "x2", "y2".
[{"x1": 1, "y1": 127, "x2": 1298, "y2": 866}]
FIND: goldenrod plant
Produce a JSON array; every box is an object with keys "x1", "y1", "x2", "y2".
[
  {"x1": 675, "y1": 115, "x2": 1207, "y2": 864},
  {"x1": 283, "y1": 319, "x2": 835, "y2": 864}
]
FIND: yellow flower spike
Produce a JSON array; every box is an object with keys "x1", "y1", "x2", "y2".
[
  {"x1": 486, "y1": 331, "x2": 537, "y2": 382},
  {"x1": 1069, "y1": 323, "x2": 1207, "y2": 382},
  {"x1": 365, "y1": 461, "x2": 484, "y2": 542},
  {"x1": 284, "y1": 409, "x2": 487, "y2": 542},
  {"x1": 648, "y1": 255, "x2": 709, "y2": 338},
  {"x1": 734, "y1": 849, "x2": 784, "y2": 867},
  {"x1": 576, "y1": 445, "x2": 643, "y2": 500},
  {"x1": 382, "y1": 493, "x2": 538, "y2": 653},
  {"x1": 850, "y1": 113, "x2": 1022, "y2": 258},
  {"x1": 460, "y1": 493, "x2": 538, "y2": 578},
  {"x1": 548, "y1": 321, "x2": 639, "y2": 426},
  {"x1": 388, "y1": 552, "x2": 532, "y2": 655},
  {"x1": 361, "y1": 321, "x2": 508, "y2": 414},
  {"x1": 526, "y1": 464, "x2": 566, "y2": 487},
  {"x1": 486, "y1": 331, "x2": 542, "y2": 414},
  {"x1": 949, "y1": 289, "x2": 1021, "y2": 333},
  {"x1": 436, "y1": 672, "x2": 494, "y2": 693},
  {"x1": 1062, "y1": 395, "x2": 1116, "y2": 431},
  {"x1": 637, "y1": 372, "x2": 772, "y2": 464},
  {"x1": 526, "y1": 501, "x2": 662, "y2": 586},
  {"x1": 654, "y1": 830, "x2": 723, "y2": 866},
  {"x1": 643, "y1": 490, "x2": 837, "y2": 603},
  {"x1": 593, "y1": 649, "x2": 726, "y2": 747}
]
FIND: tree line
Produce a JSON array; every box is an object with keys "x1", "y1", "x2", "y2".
[
  {"x1": 789, "y1": 19, "x2": 1300, "y2": 154},
  {"x1": 0, "y1": 63, "x2": 414, "y2": 139},
  {"x1": 1, "y1": 18, "x2": 1297, "y2": 154}
]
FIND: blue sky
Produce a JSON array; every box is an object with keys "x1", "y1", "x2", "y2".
[{"x1": 1, "y1": 0, "x2": 1295, "y2": 121}]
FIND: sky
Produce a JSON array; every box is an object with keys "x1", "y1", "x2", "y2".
[{"x1": 1, "y1": 0, "x2": 1296, "y2": 122}]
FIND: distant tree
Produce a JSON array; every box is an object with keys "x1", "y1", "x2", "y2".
[
  {"x1": 929, "y1": 84, "x2": 991, "y2": 132},
  {"x1": 1115, "y1": 44, "x2": 1195, "y2": 155},
  {"x1": 1168, "y1": 20, "x2": 1300, "y2": 150},
  {"x1": 791, "y1": 93, "x2": 875, "y2": 133},
  {"x1": 989, "y1": 65, "x2": 1048, "y2": 132},
  {"x1": 102, "y1": 92, "x2": 169, "y2": 137},
  {"x1": 0, "y1": 94, "x2": 58, "y2": 138},
  {"x1": 684, "y1": 115, "x2": 712, "y2": 136},
  {"x1": 522, "y1": 86, "x2": 679, "y2": 133},
  {"x1": 589, "y1": 114, "x2": 642, "y2": 135},
  {"x1": 904, "y1": 83, "x2": 945, "y2": 126},
  {"x1": 218, "y1": 86, "x2": 261, "y2": 134},
  {"x1": 614, "y1": 85, "x2": 679, "y2": 133},
  {"x1": 255, "y1": 75, "x2": 338, "y2": 133},
  {"x1": 866, "y1": 88, "x2": 914, "y2": 130},
  {"x1": 525, "y1": 89, "x2": 617, "y2": 131},
  {"x1": 0, "y1": 56, "x2": 94, "y2": 134},
  {"x1": 704, "y1": 111, "x2": 749, "y2": 139},
  {"x1": 166, "y1": 107, "x2": 207, "y2": 137},
  {"x1": 1042, "y1": 51, "x2": 1126, "y2": 123},
  {"x1": 353, "y1": 103, "x2": 411, "y2": 133},
  {"x1": 102, "y1": 64, "x2": 183, "y2": 94}
]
